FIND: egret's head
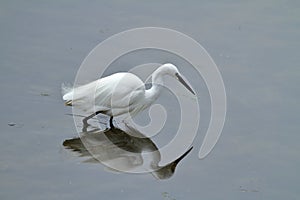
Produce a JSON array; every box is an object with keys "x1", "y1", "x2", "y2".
[
  {"x1": 160, "y1": 63, "x2": 195, "y2": 95},
  {"x1": 160, "y1": 63, "x2": 179, "y2": 76}
]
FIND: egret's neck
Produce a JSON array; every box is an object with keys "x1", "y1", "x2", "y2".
[{"x1": 145, "y1": 69, "x2": 164, "y2": 103}]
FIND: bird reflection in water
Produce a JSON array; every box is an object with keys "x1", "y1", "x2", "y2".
[{"x1": 63, "y1": 120, "x2": 193, "y2": 180}]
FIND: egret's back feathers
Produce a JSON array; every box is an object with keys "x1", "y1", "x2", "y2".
[{"x1": 62, "y1": 72, "x2": 145, "y2": 116}]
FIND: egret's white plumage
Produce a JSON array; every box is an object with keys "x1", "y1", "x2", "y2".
[{"x1": 62, "y1": 63, "x2": 195, "y2": 118}]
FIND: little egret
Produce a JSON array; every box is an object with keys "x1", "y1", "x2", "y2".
[{"x1": 62, "y1": 63, "x2": 195, "y2": 123}]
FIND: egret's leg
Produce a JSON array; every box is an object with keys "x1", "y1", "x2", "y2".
[
  {"x1": 109, "y1": 116, "x2": 114, "y2": 129},
  {"x1": 82, "y1": 111, "x2": 102, "y2": 131}
]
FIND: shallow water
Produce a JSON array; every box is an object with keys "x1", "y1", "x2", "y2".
[{"x1": 1, "y1": 1, "x2": 299, "y2": 199}]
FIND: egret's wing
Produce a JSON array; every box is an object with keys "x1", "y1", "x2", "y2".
[
  {"x1": 94, "y1": 73, "x2": 145, "y2": 115},
  {"x1": 62, "y1": 72, "x2": 145, "y2": 115},
  {"x1": 62, "y1": 77, "x2": 112, "y2": 114}
]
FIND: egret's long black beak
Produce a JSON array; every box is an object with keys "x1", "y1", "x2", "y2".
[{"x1": 175, "y1": 73, "x2": 195, "y2": 95}]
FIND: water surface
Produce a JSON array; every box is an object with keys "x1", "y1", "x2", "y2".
[{"x1": 0, "y1": 1, "x2": 299, "y2": 199}]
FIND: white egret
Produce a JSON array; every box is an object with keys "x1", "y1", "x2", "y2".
[{"x1": 62, "y1": 63, "x2": 195, "y2": 124}]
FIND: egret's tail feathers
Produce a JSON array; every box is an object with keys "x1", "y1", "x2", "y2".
[
  {"x1": 62, "y1": 83, "x2": 74, "y2": 106},
  {"x1": 61, "y1": 82, "x2": 73, "y2": 96}
]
